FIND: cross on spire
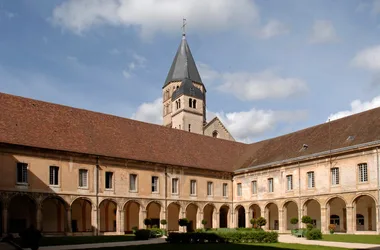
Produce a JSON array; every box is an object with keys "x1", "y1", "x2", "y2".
[{"x1": 182, "y1": 18, "x2": 187, "y2": 36}]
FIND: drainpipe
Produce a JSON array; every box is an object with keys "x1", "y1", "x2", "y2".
[
  {"x1": 298, "y1": 161, "x2": 301, "y2": 229},
  {"x1": 231, "y1": 175, "x2": 234, "y2": 228},
  {"x1": 376, "y1": 148, "x2": 379, "y2": 233},
  {"x1": 165, "y1": 166, "x2": 168, "y2": 229},
  {"x1": 96, "y1": 156, "x2": 100, "y2": 236}
]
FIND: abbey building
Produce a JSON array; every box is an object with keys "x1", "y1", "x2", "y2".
[{"x1": 0, "y1": 34, "x2": 380, "y2": 236}]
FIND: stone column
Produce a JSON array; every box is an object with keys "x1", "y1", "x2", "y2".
[
  {"x1": 299, "y1": 205, "x2": 305, "y2": 229},
  {"x1": 376, "y1": 205, "x2": 380, "y2": 234},
  {"x1": 66, "y1": 208, "x2": 72, "y2": 234},
  {"x1": 321, "y1": 207, "x2": 327, "y2": 234},
  {"x1": 197, "y1": 211, "x2": 203, "y2": 229},
  {"x1": 139, "y1": 210, "x2": 146, "y2": 229},
  {"x1": 92, "y1": 206, "x2": 98, "y2": 235},
  {"x1": 2, "y1": 205, "x2": 8, "y2": 235},
  {"x1": 346, "y1": 206, "x2": 353, "y2": 234},
  {"x1": 278, "y1": 209, "x2": 284, "y2": 233},
  {"x1": 245, "y1": 211, "x2": 251, "y2": 228},
  {"x1": 116, "y1": 206, "x2": 124, "y2": 234},
  {"x1": 36, "y1": 205, "x2": 43, "y2": 231},
  {"x1": 264, "y1": 207, "x2": 269, "y2": 230},
  {"x1": 213, "y1": 210, "x2": 218, "y2": 229}
]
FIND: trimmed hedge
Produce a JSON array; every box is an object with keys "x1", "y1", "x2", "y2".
[
  {"x1": 166, "y1": 230, "x2": 278, "y2": 244},
  {"x1": 305, "y1": 228, "x2": 322, "y2": 240},
  {"x1": 135, "y1": 229, "x2": 151, "y2": 240}
]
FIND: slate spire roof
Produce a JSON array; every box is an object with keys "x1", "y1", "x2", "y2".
[{"x1": 163, "y1": 34, "x2": 203, "y2": 88}]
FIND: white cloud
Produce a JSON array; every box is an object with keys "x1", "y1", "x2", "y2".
[
  {"x1": 327, "y1": 95, "x2": 380, "y2": 121},
  {"x1": 309, "y1": 20, "x2": 339, "y2": 44},
  {"x1": 255, "y1": 20, "x2": 290, "y2": 39},
  {"x1": 352, "y1": 45, "x2": 380, "y2": 71},
  {"x1": 208, "y1": 108, "x2": 308, "y2": 142},
  {"x1": 122, "y1": 53, "x2": 147, "y2": 79},
  {"x1": 217, "y1": 70, "x2": 307, "y2": 101},
  {"x1": 131, "y1": 98, "x2": 163, "y2": 124},
  {"x1": 51, "y1": 0, "x2": 287, "y2": 40},
  {"x1": 197, "y1": 62, "x2": 220, "y2": 82}
]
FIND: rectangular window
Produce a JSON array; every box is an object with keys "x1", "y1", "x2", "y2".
[
  {"x1": 16, "y1": 163, "x2": 28, "y2": 184},
  {"x1": 331, "y1": 168, "x2": 339, "y2": 185},
  {"x1": 78, "y1": 169, "x2": 88, "y2": 188},
  {"x1": 251, "y1": 180, "x2": 257, "y2": 194},
  {"x1": 237, "y1": 183, "x2": 242, "y2": 196},
  {"x1": 129, "y1": 174, "x2": 137, "y2": 191},
  {"x1": 105, "y1": 172, "x2": 113, "y2": 189},
  {"x1": 151, "y1": 176, "x2": 159, "y2": 193},
  {"x1": 223, "y1": 183, "x2": 228, "y2": 197},
  {"x1": 358, "y1": 163, "x2": 368, "y2": 182},
  {"x1": 207, "y1": 181, "x2": 213, "y2": 196},
  {"x1": 188, "y1": 124, "x2": 191, "y2": 132},
  {"x1": 286, "y1": 175, "x2": 293, "y2": 191},
  {"x1": 190, "y1": 180, "x2": 197, "y2": 195},
  {"x1": 268, "y1": 178, "x2": 274, "y2": 192},
  {"x1": 307, "y1": 171, "x2": 315, "y2": 188},
  {"x1": 172, "y1": 178, "x2": 179, "y2": 194},
  {"x1": 49, "y1": 166, "x2": 59, "y2": 186}
]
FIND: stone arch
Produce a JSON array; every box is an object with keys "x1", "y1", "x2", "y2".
[
  {"x1": 283, "y1": 200, "x2": 298, "y2": 230},
  {"x1": 122, "y1": 199, "x2": 144, "y2": 211},
  {"x1": 71, "y1": 198, "x2": 92, "y2": 233},
  {"x1": 41, "y1": 196, "x2": 68, "y2": 233},
  {"x1": 99, "y1": 199, "x2": 117, "y2": 232},
  {"x1": 219, "y1": 205, "x2": 229, "y2": 228},
  {"x1": 352, "y1": 194, "x2": 376, "y2": 231},
  {"x1": 326, "y1": 196, "x2": 347, "y2": 232},
  {"x1": 303, "y1": 199, "x2": 321, "y2": 229},
  {"x1": 350, "y1": 193, "x2": 378, "y2": 207},
  {"x1": 248, "y1": 203, "x2": 261, "y2": 219},
  {"x1": 8, "y1": 194, "x2": 37, "y2": 233},
  {"x1": 185, "y1": 203, "x2": 198, "y2": 231},
  {"x1": 146, "y1": 201, "x2": 161, "y2": 228},
  {"x1": 70, "y1": 196, "x2": 93, "y2": 207},
  {"x1": 265, "y1": 202, "x2": 279, "y2": 230},
  {"x1": 235, "y1": 205, "x2": 246, "y2": 228},
  {"x1": 167, "y1": 202, "x2": 181, "y2": 231},
  {"x1": 302, "y1": 198, "x2": 322, "y2": 209},
  {"x1": 203, "y1": 203, "x2": 216, "y2": 229},
  {"x1": 123, "y1": 200, "x2": 141, "y2": 231},
  {"x1": 324, "y1": 195, "x2": 348, "y2": 208}
]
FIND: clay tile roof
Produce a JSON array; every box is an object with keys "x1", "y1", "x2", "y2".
[
  {"x1": 235, "y1": 107, "x2": 380, "y2": 171},
  {"x1": 0, "y1": 92, "x2": 246, "y2": 172}
]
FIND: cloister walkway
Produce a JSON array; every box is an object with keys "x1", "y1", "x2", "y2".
[{"x1": 11, "y1": 234, "x2": 380, "y2": 250}]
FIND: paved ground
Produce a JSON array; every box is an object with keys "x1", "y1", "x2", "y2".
[{"x1": 278, "y1": 234, "x2": 380, "y2": 249}]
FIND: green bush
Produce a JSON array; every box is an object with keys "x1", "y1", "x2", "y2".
[
  {"x1": 256, "y1": 217, "x2": 267, "y2": 228},
  {"x1": 166, "y1": 230, "x2": 278, "y2": 244},
  {"x1": 290, "y1": 217, "x2": 299, "y2": 225},
  {"x1": 306, "y1": 223, "x2": 314, "y2": 231},
  {"x1": 135, "y1": 229, "x2": 151, "y2": 240},
  {"x1": 305, "y1": 228, "x2": 322, "y2": 240},
  {"x1": 301, "y1": 216, "x2": 312, "y2": 225}
]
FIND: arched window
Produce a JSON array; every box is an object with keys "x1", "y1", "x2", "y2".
[
  {"x1": 193, "y1": 99, "x2": 197, "y2": 109},
  {"x1": 178, "y1": 100, "x2": 181, "y2": 109},
  {"x1": 212, "y1": 130, "x2": 218, "y2": 138},
  {"x1": 189, "y1": 98, "x2": 192, "y2": 108},
  {"x1": 188, "y1": 124, "x2": 191, "y2": 132},
  {"x1": 330, "y1": 215, "x2": 340, "y2": 225}
]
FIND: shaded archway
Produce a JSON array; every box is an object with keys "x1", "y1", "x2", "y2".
[
  {"x1": 353, "y1": 195, "x2": 376, "y2": 231},
  {"x1": 265, "y1": 203, "x2": 279, "y2": 230},
  {"x1": 303, "y1": 199, "x2": 321, "y2": 229},
  {"x1": 99, "y1": 199, "x2": 117, "y2": 232},
  {"x1": 219, "y1": 205, "x2": 229, "y2": 228},
  {"x1": 327, "y1": 197, "x2": 347, "y2": 232},
  {"x1": 167, "y1": 203, "x2": 180, "y2": 231},
  {"x1": 8, "y1": 195, "x2": 36, "y2": 233},
  {"x1": 249, "y1": 204, "x2": 261, "y2": 219},
  {"x1": 186, "y1": 203, "x2": 198, "y2": 231},
  {"x1": 42, "y1": 197, "x2": 67, "y2": 233},
  {"x1": 283, "y1": 201, "x2": 298, "y2": 230},
  {"x1": 146, "y1": 202, "x2": 161, "y2": 228},
  {"x1": 124, "y1": 201, "x2": 140, "y2": 231},
  {"x1": 71, "y1": 198, "x2": 92, "y2": 232},
  {"x1": 235, "y1": 205, "x2": 246, "y2": 228},
  {"x1": 203, "y1": 204, "x2": 215, "y2": 229}
]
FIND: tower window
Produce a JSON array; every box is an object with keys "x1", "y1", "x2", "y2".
[
  {"x1": 188, "y1": 124, "x2": 191, "y2": 132},
  {"x1": 193, "y1": 99, "x2": 196, "y2": 108},
  {"x1": 189, "y1": 98, "x2": 192, "y2": 108},
  {"x1": 212, "y1": 130, "x2": 218, "y2": 138}
]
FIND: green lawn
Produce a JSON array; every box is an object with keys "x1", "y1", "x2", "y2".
[
  {"x1": 82, "y1": 242, "x2": 351, "y2": 250},
  {"x1": 322, "y1": 234, "x2": 380, "y2": 244},
  {"x1": 13, "y1": 235, "x2": 135, "y2": 246}
]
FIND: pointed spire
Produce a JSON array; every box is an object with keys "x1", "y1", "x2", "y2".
[{"x1": 163, "y1": 21, "x2": 203, "y2": 88}]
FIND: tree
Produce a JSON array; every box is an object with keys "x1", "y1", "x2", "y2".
[
  {"x1": 256, "y1": 217, "x2": 267, "y2": 229},
  {"x1": 301, "y1": 216, "x2": 312, "y2": 225},
  {"x1": 144, "y1": 218, "x2": 152, "y2": 229},
  {"x1": 290, "y1": 217, "x2": 299, "y2": 229},
  {"x1": 201, "y1": 219, "x2": 207, "y2": 229},
  {"x1": 178, "y1": 218, "x2": 189, "y2": 231},
  {"x1": 250, "y1": 218, "x2": 256, "y2": 228},
  {"x1": 160, "y1": 219, "x2": 167, "y2": 226}
]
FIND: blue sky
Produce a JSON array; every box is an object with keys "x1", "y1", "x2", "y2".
[{"x1": 1, "y1": 0, "x2": 380, "y2": 142}]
